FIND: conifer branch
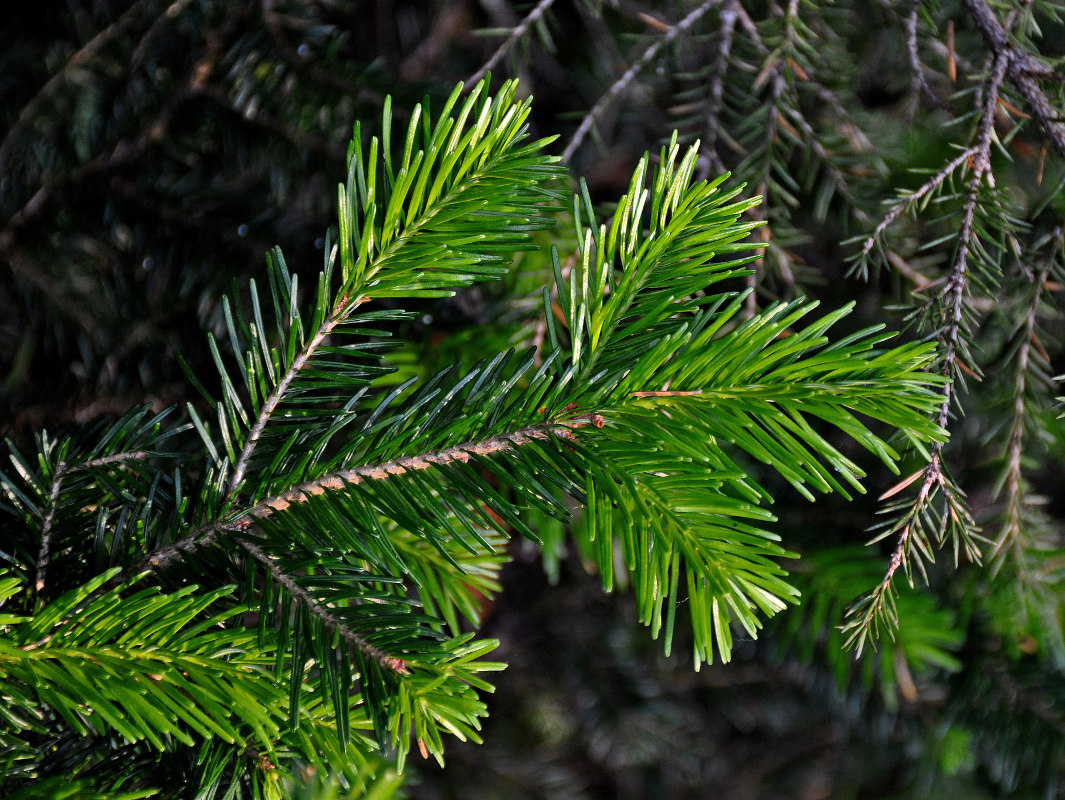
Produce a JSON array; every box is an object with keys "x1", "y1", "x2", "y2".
[
  {"x1": 33, "y1": 461, "x2": 67, "y2": 600},
  {"x1": 746, "y1": 0, "x2": 797, "y2": 315},
  {"x1": 467, "y1": 0, "x2": 559, "y2": 88},
  {"x1": 962, "y1": 0, "x2": 1065, "y2": 159},
  {"x1": 993, "y1": 269, "x2": 1046, "y2": 559},
  {"x1": 858, "y1": 148, "x2": 977, "y2": 264},
  {"x1": 561, "y1": 0, "x2": 721, "y2": 164},
  {"x1": 852, "y1": 47, "x2": 1010, "y2": 640},
  {"x1": 235, "y1": 537, "x2": 406, "y2": 676},
  {"x1": 700, "y1": 0, "x2": 739, "y2": 175},
  {"x1": 902, "y1": 0, "x2": 930, "y2": 116},
  {"x1": 144, "y1": 413, "x2": 605, "y2": 570},
  {"x1": 227, "y1": 310, "x2": 346, "y2": 496}
]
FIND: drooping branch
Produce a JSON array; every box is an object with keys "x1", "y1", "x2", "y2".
[
  {"x1": 0, "y1": 0, "x2": 152, "y2": 172},
  {"x1": 864, "y1": 47, "x2": 1009, "y2": 612}
]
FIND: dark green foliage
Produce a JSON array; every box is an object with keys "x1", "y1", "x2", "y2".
[{"x1": 4, "y1": 1, "x2": 1065, "y2": 798}]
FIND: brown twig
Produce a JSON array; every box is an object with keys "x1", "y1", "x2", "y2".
[
  {"x1": 468, "y1": 0, "x2": 560, "y2": 88},
  {"x1": 236, "y1": 537, "x2": 408, "y2": 675},
  {"x1": 962, "y1": 0, "x2": 1065, "y2": 159},
  {"x1": 561, "y1": 0, "x2": 722, "y2": 164},
  {"x1": 141, "y1": 413, "x2": 606, "y2": 571}
]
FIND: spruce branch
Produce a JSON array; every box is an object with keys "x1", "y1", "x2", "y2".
[
  {"x1": 963, "y1": 0, "x2": 1065, "y2": 159},
  {"x1": 993, "y1": 268, "x2": 1048, "y2": 560},
  {"x1": 235, "y1": 537, "x2": 403, "y2": 675},
  {"x1": 467, "y1": 0, "x2": 560, "y2": 87},
  {"x1": 561, "y1": 0, "x2": 722, "y2": 164},
  {"x1": 700, "y1": 0, "x2": 740, "y2": 175},
  {"x1": 855, "y1": 147, "x2": 978, "y2": 271},
  {"x1": 847, "y1": 50, "x2": 1011, "y2": 647}
]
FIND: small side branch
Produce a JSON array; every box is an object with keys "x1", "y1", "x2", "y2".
[
  {"x1": 34, "y1": 462, "x2": 68, "y2": 602},
  {"x1": 236, "y1": 537, "x2": 408, "y2": 675},
  {"x1": 467, "y1": 0, "x2": 559, "y2": 87},
  {"x1": 562, "y1": 0, "x2": 721, "y2": 164},
  {"x1": 227, "y1": 315, "x2": 338, "y2": 495},
  {"x1": 33, "y1": 449, "x2": 148, "y2": 602},
  {"x1": 994, "y1": 268, "x2": 1048, "y2": 559},
  {"x1": 859, "y1": 147, "x2": 977, "y2": 261}
]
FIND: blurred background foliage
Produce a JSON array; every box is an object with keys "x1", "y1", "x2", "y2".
[{"x1": 3, "y1": 0, "x2": 1065, "y2": 797}]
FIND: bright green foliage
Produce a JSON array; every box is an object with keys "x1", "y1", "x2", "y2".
[{"x1": 1, "y1": 81, "x2": 946, "y2": 797}]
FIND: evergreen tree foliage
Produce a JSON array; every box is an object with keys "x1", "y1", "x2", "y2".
[
  {"x1": 3, "y1": 1, "x2": 1065, "y2": 797},
  {"x1": 2, "y1": 76, "x2": 947, "y2": 796}
]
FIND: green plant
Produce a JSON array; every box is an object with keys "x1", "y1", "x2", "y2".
[{"x1": 0, "y1": 79, "x2": 949, "y2": 797}]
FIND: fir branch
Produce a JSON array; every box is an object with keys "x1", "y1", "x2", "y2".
[
  {"x1": 467, "y1": 0, "x2": 559, "y2": 87},
  {"x1": 247, "y1": 413, "x2": 603, "y2": 520},
  {"x1": 234, "y1": 537, "x2": 405, "y2": 676},
  {"x1": 143, "y1": 414, "x2": 604, "y2": 570},
  {"x1": 33, "y1": 449, "x2": 150, "y2": 600},
  {"x1": 33, "y1": 461, "x2": 67, "y2": 600},
  {"x1": 561, "y1": 0, "x2": 721, "y2": 164},
  {"x1": 227, "y1": 305, "x2": 354, "y2": 496}
]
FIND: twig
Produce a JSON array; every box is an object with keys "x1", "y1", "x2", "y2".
[
  {"x1": 34, "y1": 462, "x2": 68, "y2": 602},
  {"x1": 236, "y1": 537, "x2": 409, "y2": 675},
  {"x1": 745, "y1": 0, "x2": 798, "y2": 317},
  {"x1": 962, "y1": 0, "x2": 1065, "y2": 159},
  {"x1": 468, "y1": 0, "x2": 559, "y2": 87},
  {"x1": 859, "y1": 147, "x2": 977, "y2": 259},
  {"x1": 561, "y1": 0, "x2": 722, "y2": 164}
]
